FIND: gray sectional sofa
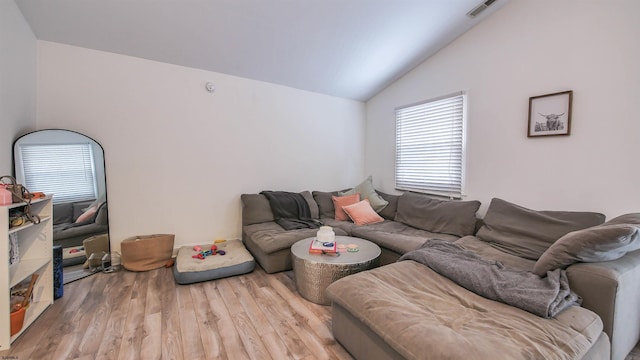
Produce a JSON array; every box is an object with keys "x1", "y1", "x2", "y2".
[{"x1": 241, "y1": 189, "x2": 640, "y2": 360}]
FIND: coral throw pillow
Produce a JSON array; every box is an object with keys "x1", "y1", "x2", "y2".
[
  {"x1": 343, "y1": 199, "x2": 384, "y2": 226},
  {"x1": 332, "y1": 194, "x2": 360, "y2": 221},
  {"x1": 75, "y1": 206, "x2": 97, "y2": 223}
]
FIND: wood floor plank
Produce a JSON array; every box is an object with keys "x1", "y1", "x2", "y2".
[
  {"x1": 0, "y1": 264, "x2": 356, "y2": 360},
  {"x1": 140, "y1": 312, "x2": 162, "y2": 360},
  {"x1": 176, "y1": 282, "x2": 206, "y2": 360},
  {"x1": 233, "y1": 311, "x2": 273, "y2": 360},
  {"x1": 158, "y1": 268, "x2": 184, "y2": 360},
  {"x1": 203, "y1": 281, "x2": 251, "y2": 359},
  {"x1": 258, "y1": 286, "x2": 313, "y2": 359},
  {"x1": 189, "y1": 284, "x2": 227, "y2": 360},
  {"x1": 96, "y1": 270, "x2": 137, "y2": 360},
  {"x1": 118, "y1": 271, "x2": 149, "y2": 360}
]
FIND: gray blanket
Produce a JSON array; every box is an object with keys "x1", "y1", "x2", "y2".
[{"x1": 399, "y1": 239, "x2": 581, "y2": 318}]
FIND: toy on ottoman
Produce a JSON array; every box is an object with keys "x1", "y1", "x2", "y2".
[{"x1": 173, "y1": 239, "x2": 255, "y2": 285}]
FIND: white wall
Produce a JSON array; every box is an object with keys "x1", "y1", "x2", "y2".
[
  {"x1": 0, "y1": 0, "x2": 37, "y2": 175},
  {"x1": 37, "y1": 42, "x2": 365, "y2": 250},
  {"x1": 366, "y1": 0, "x2": 640, "y2": 218}
]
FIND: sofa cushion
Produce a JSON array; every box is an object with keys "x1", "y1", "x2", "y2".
[
  {"x1": 94, "y1": 202, "x2": 109, "y2": 225},
  {"x1": 395, "y1": 192, "x2": 480, "y2": 237},
  {"x1": 332, "y1": 194, "x2": 360, "y2": 221},
  {"x1": 75, "y1": 206, "x2": 98, "y2": 223},
  {"x1": 351, "y1": 221, "x2": 459, "y2": 255},
  {"x1": 326, "y1": 261, "x2": 603, "y2": 360},
  {"x1": 72, "y1": 200, "x2": 94, "y2": 221},
  {"x1": 241, "y1": 194, "x2": 275, "y2": 226},
  {"x1": 455, "y1": 236, "x2": 535, "y2": 272},
  {"x1": 300, "y1": 191, "x2": 319, "y2": 219},
  {"x1": 343, "y1": 199, "x2": 384, "y2": 226},
  {"x1": 241, "y1": 191, "x2": 319, "y2": 226},
  {"x1": 377, "y1": 191, "x2": 399, "y2": 220},
  {"x1": 533, "y1": 213, "x2": 640, "y2": 276},
  {"x1": 53, "y1": 203, "x2": 74, "y2": 225},
  {"x1": 243, "y1": 222, "x2": 348, "y2": 254},
  {"x1": 477, "y1": 198, "x2": 606, "y2": 260},
  {"x1": 339, "y1": 176, "x2": 389, "y2": 212},
  {"x1": 318, "y1": 218, "x2": 358, "y2": 236},
  {"x1": 312, "y1": 191, "x2": 341, "y2": 218}
]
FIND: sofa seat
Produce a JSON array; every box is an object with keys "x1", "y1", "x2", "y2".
[
  {"x1": 243, "y1": 221, "x2": 349, "y2": 273},
  {"x1": 351, "y1": 221, "x2": 460, "y2": 264},
  {"x1": 327, "y1": 260, "x2": 605, "y2": 360}
]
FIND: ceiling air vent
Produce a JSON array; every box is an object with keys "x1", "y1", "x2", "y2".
[{"x1": 466, "y1": 0, "x2": 497, "y2": 18}]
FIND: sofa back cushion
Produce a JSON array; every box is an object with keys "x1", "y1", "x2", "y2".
[
  {"x1": 377, "y1": 191, "x2": 399, "y2": 220},
  {"x1": 53, "y1": 202, "x2": 74, "y2": 225},
  {"x1": 95, "y1": 202, "x2": 109, "y2": 225},
  {"x1": 477, "y1": 198, "x2": 605, "y2": 260},
  {"x1": 241, "y1": 194, "x2": 274, "y2": 226},
  {"x1": 533, "y1": 213, "x2": 640, "y2": 275},
  {"x1": 241, "y1": 191, "x2": 319, "y2": 226},
  {"x1": 395, "y1": 192, "x2": 481, "y2": 237},
  {"x1": 313, "y1": 191, "x2": 341, "y2": 218},
  {"x1": 72, "y1": 200, "x2": 94, "y2": 221}
]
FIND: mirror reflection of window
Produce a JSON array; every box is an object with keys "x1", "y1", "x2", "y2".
[{"x1": 19, "y1": 143, "x2": 98, "y2": 204}]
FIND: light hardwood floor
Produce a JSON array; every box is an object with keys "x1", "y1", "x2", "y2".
[
  {"x1": 2, "y1": 265, "x2": 639, "y2": 359},
  {"x1": 1, "y1": 265, "x2": 353, "y2": 360}
]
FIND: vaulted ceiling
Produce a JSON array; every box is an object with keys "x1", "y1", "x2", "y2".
[{"x1": 15, "y1": 0, "x2": 509, "y2": 101}]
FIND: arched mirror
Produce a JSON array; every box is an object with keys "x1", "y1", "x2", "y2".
[{"x1": 13, "y1": 129, "x2": 109, "y2": 283}]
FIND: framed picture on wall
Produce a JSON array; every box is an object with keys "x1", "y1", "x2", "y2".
[{"x1": 527, "y1": 90, "x2": 573, "y2": 137}]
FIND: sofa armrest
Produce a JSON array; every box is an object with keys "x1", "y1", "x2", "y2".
[{"x1": 567, "y1": 249, "x2": 640, "y2": 360}]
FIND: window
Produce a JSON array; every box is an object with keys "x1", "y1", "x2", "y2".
[
  {"x1": 395, "y1": 92, "x2": 466, "y2": 198},
  {"x1": 19, "y1": 143, "x2": 97, "y2": 204}
]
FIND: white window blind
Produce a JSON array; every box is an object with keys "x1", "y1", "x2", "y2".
[
  {"x1": 395, "y1": 93, "x2": 466, "y2": 198},
  {"x1": 19, "y1": 143, "x2": 97, "y2": 204}
]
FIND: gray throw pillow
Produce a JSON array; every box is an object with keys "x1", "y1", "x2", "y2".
[
  {"x1": 339, "y1": 176, "x2": 389, "y2": 212},
  {"x1": 533, "y1": 213, "x2": 640, "y2": 275},
  {"x1": 476, "y1": 198, "x2": 606, "y2": 260},
  {"x1": 394, "y1": 192, "x2": 480, "y2": 237}
]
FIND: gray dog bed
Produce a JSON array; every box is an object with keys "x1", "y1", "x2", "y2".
[{"x1": 173, "y1": 239, "x2": 255, "y2": 285}]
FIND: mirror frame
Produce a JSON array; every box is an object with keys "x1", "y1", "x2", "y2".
[{"x1": 12, "y1": 129, "x2": 110, "y2": 264}]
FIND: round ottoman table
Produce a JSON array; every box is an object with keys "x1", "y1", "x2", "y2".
[{"x1": 291, "y1": 236, "x2": 381, "y2": 305}]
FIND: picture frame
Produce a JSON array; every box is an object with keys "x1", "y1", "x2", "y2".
[{"x1": 527, "y1": 90, "x2": 573, "y2": 137}]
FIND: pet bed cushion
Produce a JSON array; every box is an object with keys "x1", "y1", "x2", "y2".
[{"x1": 173, "y1": 239, "x2": 255, "y2": 285}]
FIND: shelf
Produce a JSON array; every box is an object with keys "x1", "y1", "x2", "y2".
[
  {"x1": 1, "y1": 196, "x2": 52, "y2": 210},
  {"x1": 10, "y1": 300, "x2": 51, "y2": 343},
  {"x1": 1, "y1": 194, "x2": 52, "y2": 349},
  {"x1": 9, "y1": 258, "x2": 50, "y2": 288},
  {"x1": 7, "y1": 216, "x2": 51, "y2": 234}
]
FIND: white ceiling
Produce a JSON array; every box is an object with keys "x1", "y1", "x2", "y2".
[{"x1": 15, "y1": 0, "x2": 509, "y2": 101}]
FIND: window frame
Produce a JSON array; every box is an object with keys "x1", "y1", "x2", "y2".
[{"x1": 394, "y1": 91, "x2": 467, "y2": 199}]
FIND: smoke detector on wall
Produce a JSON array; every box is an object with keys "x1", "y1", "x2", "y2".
[{"x1": 466, "y1": 0, "x2": 497, "y2": 18}]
